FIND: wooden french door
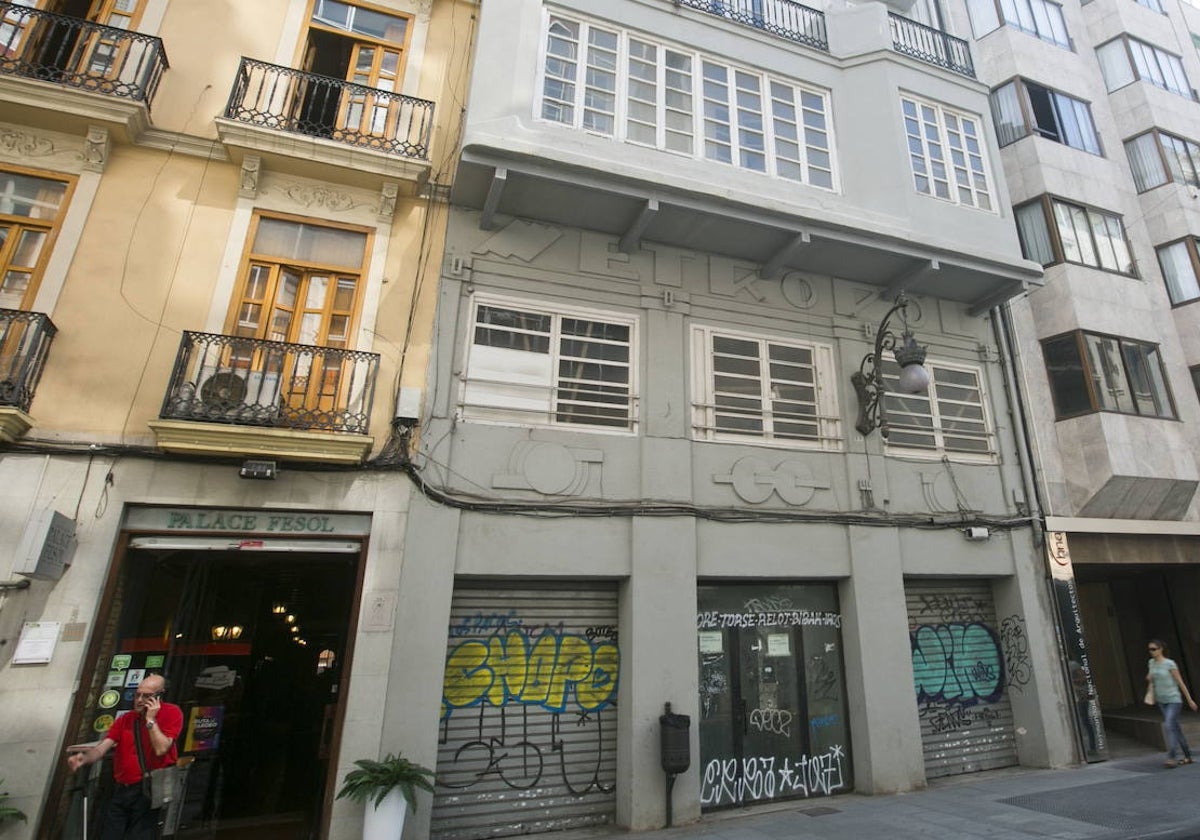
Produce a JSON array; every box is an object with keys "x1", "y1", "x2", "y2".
[
  {"x1": 231, "y1": 262, "x2": 360, "y2": 416},
  {"x1": 335, "y1": 41, "x2": 402, "y2": 140}
]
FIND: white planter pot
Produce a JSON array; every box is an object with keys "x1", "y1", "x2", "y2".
[{"x1": 363, "y1": 788, "x2": 408, "y2": 840}]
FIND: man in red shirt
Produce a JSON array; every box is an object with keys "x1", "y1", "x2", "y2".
[{"x1": 67, "y1": 673, "x2": 183, "y2": 840}]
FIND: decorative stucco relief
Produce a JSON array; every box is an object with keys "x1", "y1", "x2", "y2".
[
  {"x1": 714, "y1": 456, "x2": 830, "y2": 506},
  {"x1": 0, "y1": 128, "x2": 56, "y2": 159},
  {"x1": 256, "y1": 173, "x2": 377, "y2": 224},
  {"x1": 491, "y1": 441, "x2": 604, "y2": 496},
  {"x1": 473, "y1": 219, "x2": 562, "y2": 262}
]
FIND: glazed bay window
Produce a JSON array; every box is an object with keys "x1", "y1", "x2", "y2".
[
  {"x1": 1157, "y1": 238, "x2": 1200, "y2": 305},
  {"x1": 462, "y1": 298, "x2": 635, "y2": 430},
  {"x1": 901, "y1": 96, "x2": 993, "y2": 209},
  {"x1": 965, "y1": 0, "x2": 1069, "y2": 47},
  {"x1": 1014, "y1": 196, "x2": 1134, "y2": 274},
  {"x1": 540, "y1": 14, "x2": 835, "y2": 188},
  {"x1": 1096, "y1": 36, "x2": 1191, "y2": 98},
  {"x1": 990, "y1": 80, "x2": 1099, "y2": 153},
  {"x1": 691, "y1": 327, "x2": 839, "y2": 448},
  {"x1": 1042, "y1": 331, "x2": 1176, "y2": 419},
  {"x1": 882, "y1": 360, "x2": 995, "y2": 457},
  {"x1": 0, "y1": 168, "x2": 74, "y2": 310},
  {"x1": 1125, "y1": 130, "x2": 1200, "y2": 192}
]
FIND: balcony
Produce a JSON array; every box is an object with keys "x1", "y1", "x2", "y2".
[
  {"x1": 215, "y1": 57, "x2": 436, "y2": 194},
  {"x1": 672, "y1": 0, "x2": 827, "y2": 51},
  {"x1": 0, "y1": 309, "x2": 56, "y2": 443},
  {"x1": 888, "y1": 14, "x2": 974, "y2": 78},
  {"x1": 0, "y1": 1, "x2": 168, "y2": 140},
  {"x1": 148, "y1": 331, "x2": 380, "y2": 465}
]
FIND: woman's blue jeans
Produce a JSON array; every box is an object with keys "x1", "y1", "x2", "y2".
[{"x1": 1159, "y1": 701, "x2": 1192, "y2": 759}]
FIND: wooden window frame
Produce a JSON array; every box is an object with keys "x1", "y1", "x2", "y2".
[{"x1": 0, "y1": 164, "x2": 76, "y2": 312}]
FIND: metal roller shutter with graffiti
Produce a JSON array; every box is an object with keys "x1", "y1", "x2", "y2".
[
  {"x1": 906, "y1": 581, "x2": 1025, "y2": 778},
  {"x1": 432, "y1": 583, "x2": 619, "y2": 840}
]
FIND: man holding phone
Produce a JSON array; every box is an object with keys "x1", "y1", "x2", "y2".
[{"x1": 67, "y1": 673, "x2": 183, "y2": 839}]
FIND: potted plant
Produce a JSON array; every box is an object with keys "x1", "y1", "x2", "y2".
[
  {"x1": 336, "y1": 753, "x2": 435, "y2": 840},
  {"x1": 0, "y1": 779, "x2": 27, "y2": 827}
]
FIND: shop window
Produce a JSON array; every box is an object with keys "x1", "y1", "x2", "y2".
[
  {"x1": 691, "y1": 325, "x2": 841, "y2": 449},
  {"x1": 0, "y1": 167, "x2": 74, "y2": 310},
  {"x1": 460, "y1": 295, "x2": 637, "y2": 431},
  {"x1": 881, "y1": 359, "x2": 996, "y2": 459},
  {"x1": 1042, "y1": 330, "x2": 1177, "y2": 419}
]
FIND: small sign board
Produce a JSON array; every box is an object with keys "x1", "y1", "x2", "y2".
[
  {"x1": 15, "y1": 510, "x2": 76, "y2": 581},
  {"x1": 13, "y1": 621, "x2": 61, "y2": 664}
]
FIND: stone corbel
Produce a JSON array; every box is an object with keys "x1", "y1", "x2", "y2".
[
  {"x1": 378, "y1": 181, "x2": 399, "y2": 223},
  {"x1": 238, "y1": 155, "x2": 262, "y2": 199},
  {"x1": 83, "y1": 126, "x2": 111, "y2": 172}
]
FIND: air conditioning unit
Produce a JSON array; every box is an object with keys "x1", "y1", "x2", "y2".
[{"x1": 196, "y1": 368, "x2": 282, "y2": 425}]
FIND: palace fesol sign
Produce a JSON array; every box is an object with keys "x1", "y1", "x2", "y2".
[{"x1": 122, "y1": 507, "x2": 372, "y2": 537}]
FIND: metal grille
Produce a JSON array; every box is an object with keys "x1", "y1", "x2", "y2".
[
  {"x1": 887, "y1": 14, "x2": 975, "y2": 78},
  {"x1": 433, "y1": 583, "x2": 620, "y2": 840},
  {"x1": 905, "y1": 581, "x2": 1018, "y2": 779}
]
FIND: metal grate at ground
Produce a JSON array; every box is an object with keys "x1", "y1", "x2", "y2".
[
  {"x1": 999, "y1": 769, "x2": 1200, "y2": 831},
  {"x1": 801, "y1": 807, "x2": 840, "y2": 817}
]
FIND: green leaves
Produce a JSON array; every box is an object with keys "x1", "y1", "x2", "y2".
[
  {"x1": 336, "y1": 754, "x2": 436, "y2": 811},
  {"x1": 0, "y1": 779, "x2": 27, "y2": 824}
]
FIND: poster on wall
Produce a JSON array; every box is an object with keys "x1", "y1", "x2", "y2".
[{"x1": 185, "y1": 706, "x2": 224, "y2": 752}]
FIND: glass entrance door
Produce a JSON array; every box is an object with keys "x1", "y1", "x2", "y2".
[{"x1": 697, "y1": 583, "x2": 852, "y2": 809}]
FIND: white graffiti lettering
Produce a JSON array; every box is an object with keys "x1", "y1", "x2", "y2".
[
  {"x1": 700, "y1": 745, "x2": 846, "y2": 806},
  {"x1": 696, "y1": 610, "x2": 842, "y2": 630},
  {"x1": 748, "y1": 707, "x2": 793, "y2": 737}
]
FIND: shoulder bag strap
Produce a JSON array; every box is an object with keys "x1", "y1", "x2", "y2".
[{"x1": 132, "y1": 716, "x2": 150, "y2": 780}]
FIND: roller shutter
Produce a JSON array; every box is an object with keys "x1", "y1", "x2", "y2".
[
  {"x1": 906, "y1": 580, "x2": 1019, "y2": 779},
  {"x1": 432, "y1": 582, "x2": 620, "y2": 840}
]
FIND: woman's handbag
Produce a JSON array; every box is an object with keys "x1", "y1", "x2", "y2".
[{"x1": 1144, "y1": 685, "x2": 1156, "y2": 706}]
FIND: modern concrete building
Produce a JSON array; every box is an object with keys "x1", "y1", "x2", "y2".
[
  {"x1": 388, "y1": 1, "x2": 1079, "y2": 839},
  {"x1": 0, "y1": 1, "x2": 472, "y2": 838},
  {"x1": 941, "y1": 0, "x2": 1200, "y2": 748}
]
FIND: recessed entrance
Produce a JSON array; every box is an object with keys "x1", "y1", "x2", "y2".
[{"x1": 47, "y1": 538, "x2": 361, "y2": 840}]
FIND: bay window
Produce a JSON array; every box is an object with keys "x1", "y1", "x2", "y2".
[
  {"x1": 1014, "y1": 196, "x2": 1134, "y2": 275},
  {"x1": 1042, "y1": 331, "x2": 1176, "y2": 419}
]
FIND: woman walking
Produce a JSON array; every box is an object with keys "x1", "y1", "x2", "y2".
[{"x1": 1146, "y1": 639, "x2": 1198, "y2": 767}]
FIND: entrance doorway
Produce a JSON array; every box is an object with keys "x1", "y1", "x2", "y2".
[
  {"x1": 48, "y1": 540, "x2": 361, "y2": 840},
  {"x1": 696, "y1": 583, "x2": 851, "y2": 809}
]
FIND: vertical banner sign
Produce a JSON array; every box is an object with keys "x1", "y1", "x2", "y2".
[{"x1": 1047, "y1": 532, "x2": 1106, "y2": 762}]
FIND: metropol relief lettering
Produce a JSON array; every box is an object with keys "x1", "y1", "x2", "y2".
[{"x1": 440, "y1": 614, "x2": 619, "y2": 795}]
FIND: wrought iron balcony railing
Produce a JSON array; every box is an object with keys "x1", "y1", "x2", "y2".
[
  {"x1": 0, "y1": 309, "x2": 57, "y2": 414},
  {"x1": 888, "y1": 14, "x2": 975, "y2": 78},
  {"x1": 160, "y1": 331, "x2": 379, "y2": 436},
  {"x1": 224, "y1": 57, "x2": 435, "y2": 159},
  {"x1": 673, "y1": 0, "x2": 827, "y2": 51},
  {"x1": 0, "y1": 0, "x2": 168, "y2": 104}
]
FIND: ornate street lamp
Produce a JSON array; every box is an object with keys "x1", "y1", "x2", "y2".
[{"x1": 851, "y1": 293, "x2": 930, "y2": 438}]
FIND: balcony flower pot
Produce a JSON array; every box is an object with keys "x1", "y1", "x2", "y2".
[{"x1": 336, "y1": 753, "x2": 435, "y2": 840}]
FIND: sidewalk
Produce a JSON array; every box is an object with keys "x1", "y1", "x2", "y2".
[{"x1": 638, "y1": 736, "x2": 1200, "y2": 840}]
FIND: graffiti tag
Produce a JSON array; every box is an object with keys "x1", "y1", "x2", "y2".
[
  {"x1": 700, "y1": 745, "x2": 847, "y2": 806},
  {"x1": 910, "y1": 622, "x2": 1004, "y2": 707}
]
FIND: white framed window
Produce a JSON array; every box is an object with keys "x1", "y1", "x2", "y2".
[
  {"x1": 460, "y1": 296, "x2": 637, "y2": 432},
  {"x1": 538, "y1": 12, "x2": 836, "y2": 189},
  {"x1": 882, "y1": 360, "x2": 996, "y2": 459},
  {"x1": 1125, "y1": 129, "x2": 1200, "y2": 192},
  {"x1": 1096, "y1": 37, "x2": 1192, "y2": 98},
  {"x1": 902, "y1": 96, "x2": 994, "y2": 210},
  {"x1": 691, "y1": 326, "x2": 841, "y2": 449}
]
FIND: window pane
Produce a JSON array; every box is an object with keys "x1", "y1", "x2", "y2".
[
  {"x1": 1157, "y1": 240, "x2": 1200, "y2": 304},
  {"x1": 1122, "y1": 342, "x2": 1172, "y2": 417},
  {"x1": 1085, "y1": 334, "x2": 1134, "y2": 412},
  {"x1": 252, "y1": 218, "x2": 366, "y2": 269},
  {"x1": 1125, "y1": 133, "x2": 1167, "y2": 191},
  {"x1": 1016, "y1": 201, "x2": 1054, "y2": 264},
  {"x1": 1043, "y1": 336, "x2": 1091, "y2": 416}
]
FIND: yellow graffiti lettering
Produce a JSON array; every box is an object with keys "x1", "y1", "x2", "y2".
[
  {"x1": 521, "y1": 635, "x2": 558, "y2": 707},
  {"x1": 442, "y1": 640, "x2": 492, "y2": 709},
  {"x1": 485, "y1": 631, "x2": 529, "y2": 706},
  {"x1": 545, "y1": 635, "x2": 595, "y2": 712},
  {"x1": 577, "y1": 642, "x2": 619, "y2": 710}
]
